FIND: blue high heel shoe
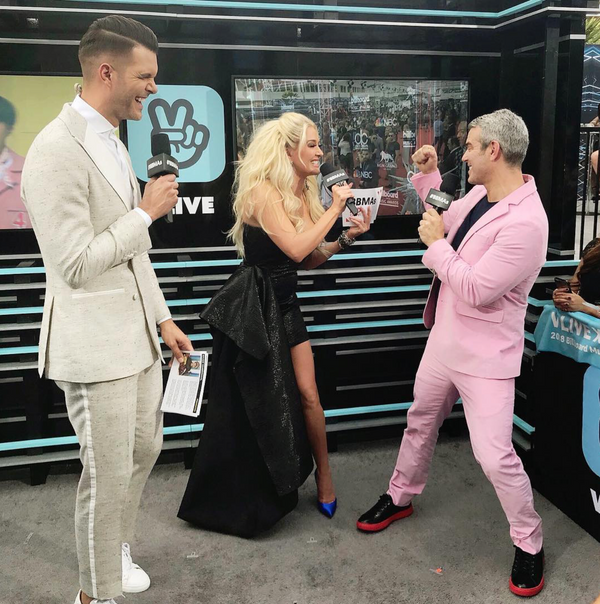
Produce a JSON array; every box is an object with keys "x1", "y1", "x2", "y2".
[{"x1": 315, "y1": 470, "x2": 337, "y2": 519}]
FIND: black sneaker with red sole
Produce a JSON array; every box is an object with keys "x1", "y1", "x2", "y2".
[
  {"x1": 356, "y1": 493, "x2": 413, "y2": 532},
  {"x1": 509, "y1": 546, "x2": 545, "y2": 597}
]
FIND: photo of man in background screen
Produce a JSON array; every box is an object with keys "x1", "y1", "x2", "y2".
[{"x1": 0, "y1": 96, "x2": 30, "y2": 229}]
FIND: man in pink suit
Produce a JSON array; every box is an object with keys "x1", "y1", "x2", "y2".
[{"x1": 357, "y1": 109, "x2": 548, "y2": 597}]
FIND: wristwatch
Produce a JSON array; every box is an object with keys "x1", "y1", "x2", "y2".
[{"x1": 337, "y1": 231, "x2": 356, "y2": 250}]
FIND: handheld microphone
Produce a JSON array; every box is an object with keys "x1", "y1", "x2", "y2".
[
  {"x1": 419, "y1": 172, "x2": 460, "y2": 245},
  {"x1": 319, "y1": 162, "x2": 358, "y2": 216},
  {"x1": 424, "y1": 172, "x2": 460, "y2": 214},
  {"x1": 147, "y1": 133, "x2": 179, "y2": 223}
]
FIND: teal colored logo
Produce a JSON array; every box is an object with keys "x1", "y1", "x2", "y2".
[
  {"x1": 583, "y1": 365, "x2": 600, "y2": 477},
  {"x1": 127, "y1": 85, "x2": 225, "y2": 183}
]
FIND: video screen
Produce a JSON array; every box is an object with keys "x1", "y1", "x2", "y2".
[
  {"x1": 0, "y1": 75, "x2": 82, "y2": 230},
  {"x1": 234, "y1": 78, "x2": 469, "y2": 216}
]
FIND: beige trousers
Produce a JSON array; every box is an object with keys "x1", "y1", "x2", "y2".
[{"x1": 57, "y1": 359, "x2": 163, "y2": 600}]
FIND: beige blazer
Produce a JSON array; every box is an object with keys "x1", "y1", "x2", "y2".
[{"x1": 21, "y1": 104, "x2": 170, "y2": 383}]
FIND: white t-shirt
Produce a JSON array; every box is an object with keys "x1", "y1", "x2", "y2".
[{"x1": 338, "y1": 140, "x2": 351, "y2": 155}]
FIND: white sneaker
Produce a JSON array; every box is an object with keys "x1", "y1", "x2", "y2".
[
  {"x1": 73, "y1": 591, "x2": 117, "y2": 604},
  {"x1": 121, "y1": 542, "x2": 151, "y2": 593}
]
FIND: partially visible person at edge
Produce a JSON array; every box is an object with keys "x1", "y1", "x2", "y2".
[
  {"x1": 553, "y1": 237, "x2": 600, "y2": 316},
  {"x1": 178, "y1": 112, "x2": 371, "y2": 537}
]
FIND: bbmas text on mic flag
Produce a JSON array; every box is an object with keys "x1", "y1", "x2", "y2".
[{"x1": 341, "y1": 187, "x2": 383, "y2": 227}]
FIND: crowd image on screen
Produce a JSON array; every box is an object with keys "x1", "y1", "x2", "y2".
[{"x1": 234, "y1": 79, "x2": 469, "y2": 216}]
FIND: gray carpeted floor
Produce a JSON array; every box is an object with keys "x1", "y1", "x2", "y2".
[{"x1": 1, "y1": 435, "x2": 598, "y2": 604}]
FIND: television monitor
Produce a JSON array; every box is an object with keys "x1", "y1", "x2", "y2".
[
  {"x1": 0, "y1": 75, "x2": 83, "y2": 231},
  {"x1": 234, "y1": 77, "x2": 469, "y2": 217}
]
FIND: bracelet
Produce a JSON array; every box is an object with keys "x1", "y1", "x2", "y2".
[{"x1": 337, "y1": 231, "x2": 356, "y2": 250}]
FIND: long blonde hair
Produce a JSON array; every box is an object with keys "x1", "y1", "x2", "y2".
[{"x1": 229, "y1": 112, "x2": 325, "y2": 257}]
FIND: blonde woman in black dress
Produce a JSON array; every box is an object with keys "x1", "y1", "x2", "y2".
[{"x1": 179, "y1": 112, "x2": 370, "y2": 536}]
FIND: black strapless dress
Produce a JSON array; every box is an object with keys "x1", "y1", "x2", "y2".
[
  {"x1": 243, "y1": 225, "x2": 309, "y2": 347},
  {"x1": 178, "y1": 225, "x2": 313, "y2": 537}
]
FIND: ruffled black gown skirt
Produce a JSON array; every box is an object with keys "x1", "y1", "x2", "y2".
[{"x1": 178, "y1": 328, "x2": 299, "y2": 538}]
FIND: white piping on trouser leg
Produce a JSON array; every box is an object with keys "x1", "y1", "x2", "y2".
[{"x1": 81, "y1": 383, "x2": 99, "y2": 598}]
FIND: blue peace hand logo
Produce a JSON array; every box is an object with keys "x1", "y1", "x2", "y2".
[{"x1": 148, "y1": 98, "x2": 210, "y2": 169}]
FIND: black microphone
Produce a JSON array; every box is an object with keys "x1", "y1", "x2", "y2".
[
  {"x1": 147, "y1": 133, "x2": 179, "y2": 223},
  {"x1": 418, "y1": 172, "x2": 460, "y2": 245},
  {"x1": 424, "y1": 172, "x2": 460, "y2": 214},
  {"x1": 319, "y1": 162, "x2": 358, "y2": 216}
]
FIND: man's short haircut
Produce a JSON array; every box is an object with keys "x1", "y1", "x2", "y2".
[
  {"x1": 0, "y1": 96, "x2": 16, "y2": 127},
  {"x1": 469, "y1": 108, "x2": 529, "y2": 167},
  {"x1": 79, "y1": 16, "x2": 158, "y2": 70}
]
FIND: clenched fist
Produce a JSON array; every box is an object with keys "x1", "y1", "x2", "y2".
[
  {"x1": 331, "y1": 182, "x2": 355, "y2": 214},
  {"x1": 412, "y1": 145, "x2": 438, "y2": 175}
]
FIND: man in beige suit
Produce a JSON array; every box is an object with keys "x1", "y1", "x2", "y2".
[{"x1": 21, "y1": 16, "x2": 192, "y2": 604}]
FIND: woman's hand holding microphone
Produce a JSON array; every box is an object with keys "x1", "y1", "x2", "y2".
[
  {"x1": 331, "y1": 182, "x2": 371, "y2": 239},
  {"x1": 331, "y1": 182, "x2": 355, "y2": 214}
]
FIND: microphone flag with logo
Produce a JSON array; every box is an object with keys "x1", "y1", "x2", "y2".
[
  {"x1": 147, "y1": 133, "x2": 179, "y2": 223},
  {"x1": 147, "y1": 133, "x2": 179, "y2": 179},
  {"x1": 424, "y1": 172, "x2": 460, "y2": 214}
]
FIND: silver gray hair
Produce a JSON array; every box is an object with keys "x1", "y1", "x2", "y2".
[{"x1": 468, "y1": 109, "x2": 529, "y2": 167}]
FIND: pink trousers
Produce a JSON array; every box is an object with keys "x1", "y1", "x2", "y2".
[{"x1": 388, "y1": 344, "x2": 543, "y2": 554}]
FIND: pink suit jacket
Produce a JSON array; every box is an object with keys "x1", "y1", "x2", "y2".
[{"x1": 412, "y1": 170, "x2": 548, "y2": 379}]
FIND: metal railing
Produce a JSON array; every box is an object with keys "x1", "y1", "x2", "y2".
[{"x1": 578, "y1": 127, "x2": 600, "y2": 256}]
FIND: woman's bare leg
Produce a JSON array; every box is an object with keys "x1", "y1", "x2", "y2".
[{"x1": 290, "y1": 340, "x2": 335, "y2": 503}]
